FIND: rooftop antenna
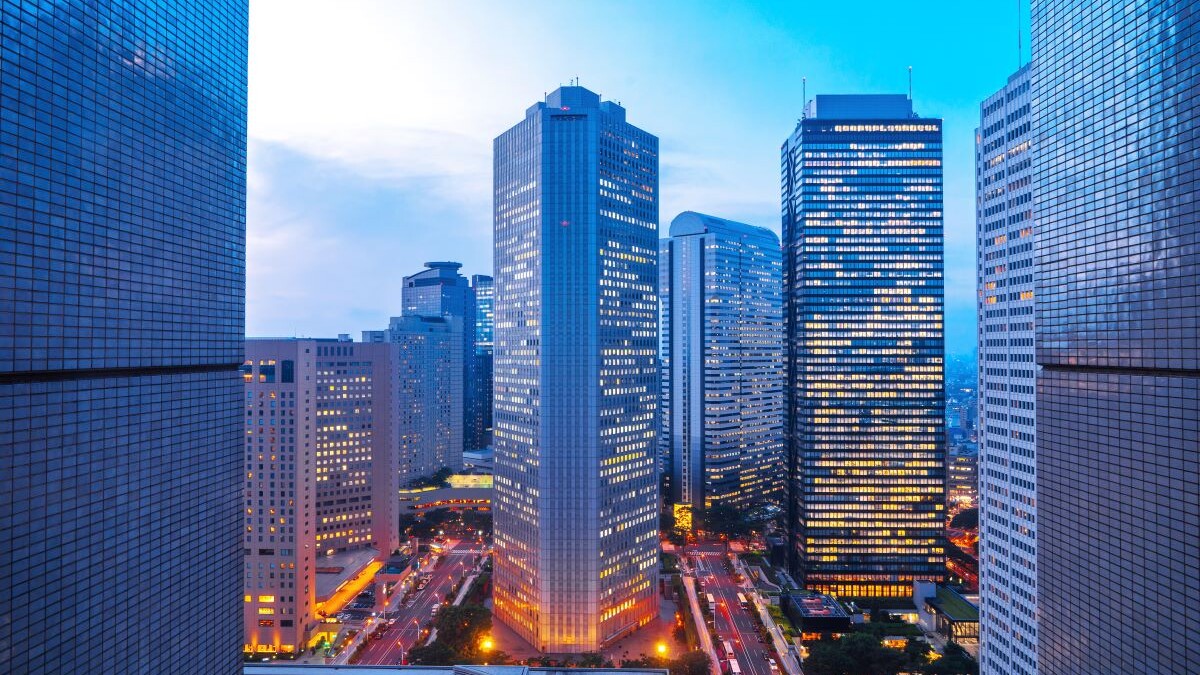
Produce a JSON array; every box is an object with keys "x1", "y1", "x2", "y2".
[
  {"x1": 908, "y1": 66, "x2": 913, "y2": 100},
  {"x1": 1016, "y1": 0, "x2": 1023, "y2": 66},
  {"x1": 802, "y1": 77, "x2": 807, "y2": 116}
]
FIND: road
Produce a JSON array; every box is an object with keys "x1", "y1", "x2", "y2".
[
  {"x1": 687, "y1": 544, "x2": 776, "y2": 675},
  {"x1": 354, "y1": 540, "x2": 483, "y2": 665}
]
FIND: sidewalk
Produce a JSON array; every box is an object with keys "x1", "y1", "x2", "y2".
[
  {"x1": 680, "y1": 572, "x2": 721, "y2": 675},
  {"x1": 734, "y1": 555, "x2": 802, "y2": 675}
]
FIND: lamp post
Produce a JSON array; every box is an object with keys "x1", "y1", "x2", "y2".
[{"x1": 397, "y1": 618, "x2": 420, "y2": 665}]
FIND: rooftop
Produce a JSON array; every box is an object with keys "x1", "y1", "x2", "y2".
[
  {"x1": 789, "y1": 593, "x2": 849, "y2": 618},
  {"x1": 805, "y1": 94, "x2": 914, "y2": 120},
  {"x1": 315, "y1": 548, "x2": 378, "y2": 600},
  {"x1": 926, "y1": 586, "x2": 979, "y2": 623}
]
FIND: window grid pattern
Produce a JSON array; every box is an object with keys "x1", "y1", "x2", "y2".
[
  {"x1": 1, "y1": 1, "x2": 246, "y2": 672},
  {"x1": 492, "y1": 87, "x2": 660, "y2": 653},
  {"x1": 975, "y1": 64, "x2": 1038, "y2": 675},
  {"x1": 660, "y1": 212, "x2": 785, "y2": 515},
  {"x1": 1033, "y1": 0, "x2": 1200, "y2": 672},
  {"x1": 782, "y1": 97, "x2": 947, "y2": 599}
]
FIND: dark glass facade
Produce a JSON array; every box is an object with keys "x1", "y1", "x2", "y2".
[
  {"x1": 782, "y1": 95, "x2": 946, "y2": 598},
  {"x1": 471, "y1": 274, "x2": 494, "y2": 450},
  {"x1": 1033, "y1": 0, "x2": 1200, "y2": 672},
  {"x1": 1, "y1": 2, "x2": 247, "y2": 673}
]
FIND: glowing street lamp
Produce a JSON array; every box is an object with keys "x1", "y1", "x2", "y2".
[{"x1": 656, "y1": 641, "x2": 668, "y2": 657}]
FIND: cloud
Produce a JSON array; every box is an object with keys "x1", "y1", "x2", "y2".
[{"x1": 246, "y1": 140, "x2": 493, "y2": 338}]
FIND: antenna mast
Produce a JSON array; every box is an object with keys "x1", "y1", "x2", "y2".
[
  {"x1": 1017, "y1": 0, "x2": 1023, "y2": 66},
  {"x1": 802, "y1": 77, "x2": 807, "y2": 118},
  {"x1": 908, "y1": 66, "x2": 913, "y2": 100}
]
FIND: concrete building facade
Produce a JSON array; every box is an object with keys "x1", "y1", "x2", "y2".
[{"x1": 975, "y1": 64, "x2": 1037, "y2": 675}]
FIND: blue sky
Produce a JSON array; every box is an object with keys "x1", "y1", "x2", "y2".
[{"x1": 248, "y1": 0, "x2": 1031, "y2": 355}]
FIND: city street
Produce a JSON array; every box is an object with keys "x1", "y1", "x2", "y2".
[
  {"x1": 354, "y1": 540, "x2": 484, "y2": 665},
  {"x1": 687, "y1": 544, "x2": 776, "y2": 675}
]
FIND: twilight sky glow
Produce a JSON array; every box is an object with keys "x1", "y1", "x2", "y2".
[{"x1": 247, "y1": 0, "x2": 1032, "y2": 356}]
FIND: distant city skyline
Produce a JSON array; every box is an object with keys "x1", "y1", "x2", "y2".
[{"x1": 246, "y1": 0, "x2": 1033, "y2": 356}]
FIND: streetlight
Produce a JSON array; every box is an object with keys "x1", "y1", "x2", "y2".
[
  {"x1": 656, "y1": 641, "x2": 668, "y2": 656},
  {"x1": 397, "y1": 618, "x2": 420, "y2": 665}
]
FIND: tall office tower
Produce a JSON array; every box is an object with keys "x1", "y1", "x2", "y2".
[
  {"x1": 659, "y1": 212, "x2": 785, "y2": 520},
  {"x1": 782, "y1": 95, "x2": 946, "y2": 599},
  {"x1": 492, "y1": 86, "x2": 661, "y2": 652},
  {"x1": 0, "y1": 3, "x2": 247, "y2": 672},
  {"x1": 312, "y1": 340, "x2": 398, "y2": 556},
  {"x1": 242, "y1": 342, "x2": 318, "y2": 657},
  {"x1": 1033, "y1": 2, "x2": 1200, "y2": 672},
  {"x1": 378, "y1": 315, "x2": 465, "y2": 484},
  {"x1": 975, "y1": 65, "x2": 1037, "y2": 675},
  {"x1": 403, "y1": 261, "x2": 476, "y2": 455},
  {"x1": 471, "y1": 274, "x2": 495, "y2": 450}
]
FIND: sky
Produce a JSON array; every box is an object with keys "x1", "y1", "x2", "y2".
[{"x1": 248, "y1": 0, "x2": 1032, "y2": 356}]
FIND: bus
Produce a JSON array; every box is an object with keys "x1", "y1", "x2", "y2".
[
  {"x1": 706, "y1": 593, "x2": 716, "y2": 612},
  {"x1": 727, "y1": 660, "x2": 742, "y2": 675},
  {"x1": 722, "y1": 640, "x2": 736, "y2": 660},
  {"x1": 736, "y1": 592, "x2": 748, "y2": 608}
]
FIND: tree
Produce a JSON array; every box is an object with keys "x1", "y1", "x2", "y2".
[
  {"x1": 669, "y1": 650, "x2": 711, "y2": 675},
  {"x1": 804, "y1": 639, "x2": 855, "y2": 675},
  {"x1": 903, "y1": 638, "x2": 933, "y2": 669},
  {"x1": 950, "y1": 508, "x2": 978, "y2": 530},
  {"x1": 697, "y1": 503, "x2": 750, "y2": 538},
  {"x1": 408, "y1": 641, "x2": 456, "y2": 665},
  {"x1": 924, "y1": 643, "x2": 978, "y2": 675},
  {"x1": 409, "y1": 603, "x2": 496, "y2": 665},
  {"x1": 578, "y1": 652, "x2": 605, "y2": 668},
  {"x1": 802, "y1": 633, "x2": 903, "y2": 675}
]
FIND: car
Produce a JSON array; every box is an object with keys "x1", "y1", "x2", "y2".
[{"x1": 767, "y1": 658, "x2": 779, "y2": 671}]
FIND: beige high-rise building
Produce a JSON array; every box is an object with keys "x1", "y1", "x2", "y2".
[{"x1": 241, "y1": 339, "x2": 399, "y2": 656}]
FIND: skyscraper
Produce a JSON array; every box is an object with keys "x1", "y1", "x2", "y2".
[
  {"x1": 311, "y1": 340, "x2": 398, "y2": 556},
  {"x1": 0, "y1": 2, "x2": 247, "y2": 672},
  {"x1": 782, "y1": 94, "x2": 946, "y2": 599},
  {"x1": 975, "y1": 65, "x2": 1037, "y2": 675},
  {"x1": 403, "y1": 261, "x2": 476, "y2": 456},
  {"x1": 492, "y1": 86, "x2": 660, "y2": 652},
  {"x1": 471, "y1": 274, "x2": 495, "y2": 451},
  {"x1": 660, "y1": 212, "x2": 785, "y2": 521},
  {"x1": 242, "y1": 341, "x2": 318, "y2": 657},
  {"x1": 1033, "y1": 1, "x2": 1200, "y2": 672},
  {"x1": 378, "y1": 315, "x2": 465, "y2": 483}
]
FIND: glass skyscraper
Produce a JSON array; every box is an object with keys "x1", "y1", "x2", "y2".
[
  {"x1": 0, "y1": 2, "x2": 247, "y2": 673},
  {"x1": 492, "y1": 86, "x2": 660, "y2": 652},
  {"x1": 403, "y1": 261, "x2": 476, "y2": 456},
  {"x1": 660, "y1": 211, "x2": 785, "y2": 519},
  {"x1": 975, "y1": 65, "x2": 1037, "y2": 675},
  {"x1": 373, "y1": 315, "x2": 465, "y2": 483},
  {"x1": 1033, "y1": 1, "x2": 1199, "y2": 672},
  {"x1": 471, "y1": 274, "x2": 495, "y2": 450},
  {"x1": 782, "y1": 95, "x2": 946, "y2": 599}
]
